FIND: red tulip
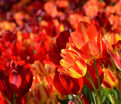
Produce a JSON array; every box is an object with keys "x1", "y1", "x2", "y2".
[
  {"x1": 49, "y1": 30, "x2": 70, "y2": 65},
  {"x1": 53, "y1": 68, "x2": 83, "y2": 95},
  {"x1": 0, "y1": 59, "x2": 33, "y2": 103}
]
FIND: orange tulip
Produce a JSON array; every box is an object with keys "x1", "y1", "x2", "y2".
[
  {"x1": 44, "y1": 1, "x2": 58, "y2": 17},
  {"x1": 70, "y1": 21, "x2": 102, "y2": 61},
  {"x1": 60, "y1": 48, "x2": 87, "y2": 78}
]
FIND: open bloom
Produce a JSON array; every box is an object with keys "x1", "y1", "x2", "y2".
[
  {"x1": 69, "y1": 21, "x2": 102, "y2": 61},
  {"x1": 0, "y1": 59, "x2": 33, "y2": 103},
  {"x1": 53, "y1": 68, "x2": 83, "y2": 95}
]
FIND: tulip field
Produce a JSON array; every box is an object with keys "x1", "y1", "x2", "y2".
[{"x1": 0, "y1": 0, "x2": 121, "y2": 104}]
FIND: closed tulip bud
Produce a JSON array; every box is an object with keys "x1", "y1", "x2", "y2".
[
  {"x1": 53, "y1": 68, "x2": 83, "y2": 95},
  {"x1": 60, "y1": 49, "x2": 87, "y2": 78},
  {"x1": 102, "y1": 69, "x2": 118, "y2": 89}
]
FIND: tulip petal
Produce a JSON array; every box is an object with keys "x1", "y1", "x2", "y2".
[
  {"x1": 110, "y1": 52, "x2": 121, "y2": 71},
  {"x1": 9, "y1": 70, "x2": 22, "y2": 89}
]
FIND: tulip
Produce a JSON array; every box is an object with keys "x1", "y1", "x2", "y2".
[
  {"x1": 102, "y1": 68, "x2": 118, "y2": 89},
  {"x1": 27, "y1": 83, "x2": 57, "y2": 104},
  {"x1": 0, "y1": 59, "x2": 33, "y2": 103},
  {"x1": 104, "y1": 33, "x2": 121, "y2": 71},
  {"x1": 60, "y1": 49, "x2": 87, "y2": 78},
  {"x1": 69, "y1": 21, "x2": 102, "y2": 61},
  {"x1": 53, "y1": 68, "x2": 83, "y2": 95}
]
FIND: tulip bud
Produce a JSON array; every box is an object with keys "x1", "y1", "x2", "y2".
[
  {"x1": 102, "y1": 69, "x2": 118, "y2": 89},
  {"x1": 53, "y1": 68, "x2": 83, "y2": 95},
  {"x1": 60, "y1": 49, "x2": 87, "y2": 78}
]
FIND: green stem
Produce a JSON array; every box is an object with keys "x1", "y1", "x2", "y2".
[
  {"x1": 94, "y1": 91, "x2": 102, "y2": 104},
  {"x1": 3, "y1": 94, "x2": 12, "y2": 104},
  {"x1": 93, "y1": 59, "x2": 103, "y2": 104},
  {"x1": 93, "y1": 59, "x2": 101, "y2": 90},
  {"x1": 27, "y1": 92, "x2": 29, "y2": 102},
  {"x1": 91, "y1": 91, "x2": 96, "y2": 104},
  {"x1": 71, "y1": 94, "x2": 79, "y2": 104},
  {"x1": 86, "y1": 71, "x2": 102, "y2": 104},
  {"x1": 86, "y1": 75, "x2": 102, "y2": 104},
  {"x1": 13, "y1": 93, "x2": 16, "y2": 104},
  {"x1": 86, "y1": 72, "x2": 96, "y2": 90},
  {"x1": 107, "y1": 94, "x2": 117, "y2": 104},
  {"x1": 77, "y1": 93, "x2": 83, "y2": 104}
]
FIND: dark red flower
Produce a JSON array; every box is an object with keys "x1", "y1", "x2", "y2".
[
  {"x1": 0, "y1": 59, "x2": 33, "y2": 103},
  {"x1": 49, "y1": 30, "x2": 70, "y2": 65},
  {"x1": 53, "y1": 68, "x2": 83, "y2": 95}
]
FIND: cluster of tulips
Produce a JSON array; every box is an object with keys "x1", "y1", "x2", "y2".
[{"x1": 0, "y1": 0, "x2": 121, "y2": 104}]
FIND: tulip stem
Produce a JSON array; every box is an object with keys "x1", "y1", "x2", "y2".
[
  {"x1": 107, "y1": 93, "x2": 117, "y2": 104},
  {"x1": 94, "y1": 91, "x2": 102, "y2": 104},
  {"x1": 71, "y1": 94, "x2": 79, "y2": 104},
  {"x1": 91, "y1": 91, "x2": 97, "y2": 104},
  {"x1": 3, "y1": 94, "x2": 12, "y2": 104},
  {"x1": 86, "y1": 72, "x2": 96, "y2": 90},
  {"x1": 13, "y1": 93, "x2": 16, "y2": 104},
  {"x1": 93, "y1": 59, "x2": 103, "y2": 103},
  {"x1": 93, "y1": 59, "x2": 101, "y2": 90},
  {"x1": 86, "y1": 71, "x2": 102, "y2": 104},
  {"x1": 77, "y1": 93, "x2": 83, "y2": 104}
]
